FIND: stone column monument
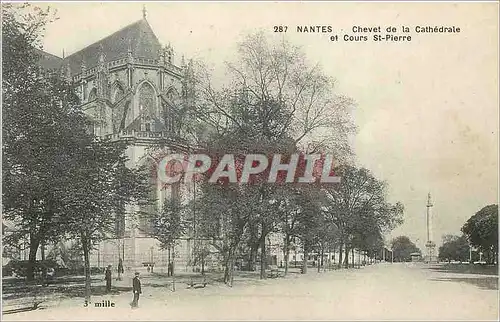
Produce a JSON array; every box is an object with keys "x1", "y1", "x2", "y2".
[{"x1": 425, "y1": 193, "x2": 437, "y2": 263}]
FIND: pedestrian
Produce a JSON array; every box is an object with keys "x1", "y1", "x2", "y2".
[
  {"x1": 131, "y1": 272, "x2": 142, "y2": 309},
  {"x1": 105, "y1": 265, "x2": 112, "y2": 293}
]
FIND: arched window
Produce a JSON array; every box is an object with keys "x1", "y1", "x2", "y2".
[
  {"x1": 138, "y1": 82, "x2": 156, "y2": 117},
  {"x1": 164, "y1": 88, "x2": 179, "y2": 132},
  {"x1": 112, "y1": 84, "x2": 126, "y2": 133},
  {"x1": 120, "y1": 101, "x2": 131, "y2": 131},
  {"x1": 112, "y1": 84, "x2": 125, "y2": 103},
  {"x1": 88, "y1": 88, "x2": 97, "y2": 102}
]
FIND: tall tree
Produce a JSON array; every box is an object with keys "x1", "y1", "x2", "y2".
[
  {"x1": 322, "y1": 165, "x2": 404, "y2": 268},
  {"x1": 438, "y1": 234, "x2": 470, "y2": 263},
  {"x1": 390, "y1": 236, "x2": 420, "y2": 262},
  {"x1": 62, "y1": 139, "x2": 150, "y2": 301},
  {"x1": 2, "y1": 3, "x2": 84, "y2": 281},
  {"x1": 461, "y1": 204, "x2": 498, "y2": 264}
]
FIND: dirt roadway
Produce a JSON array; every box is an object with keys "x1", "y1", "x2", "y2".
[{"x1": 3, "y1": 263, "x2": 498, "y2": 321}]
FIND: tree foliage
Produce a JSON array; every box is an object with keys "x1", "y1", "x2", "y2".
[
  {"x1": 461, "y1": 204, "x2": 498, "y2": 264},
  {"x1": 438, "y1": 234, "x2": 470, "y2": 263},
  {"x1": 390, "y1": 236, "x2": 420, "y2": 262}
]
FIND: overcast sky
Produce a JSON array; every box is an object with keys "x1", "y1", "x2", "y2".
[{"x1": 38, "y1": 2, "x2": 498, "y2": 250}]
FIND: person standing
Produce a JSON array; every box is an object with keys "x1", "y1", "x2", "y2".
[
  {"x1": 105, "y1": 265, "x2": 112, "y2": 293},
  {"x1": 131, "y1": 272, "x2": 142, "y2": 308}
]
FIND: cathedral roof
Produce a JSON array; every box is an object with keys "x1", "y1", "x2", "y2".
[
  {"x1": 34, "y1": 48, "x2": 63, "y2": 71},
  {"x1": 62, "y1": 18, "x2": 162, "y2": 74}
]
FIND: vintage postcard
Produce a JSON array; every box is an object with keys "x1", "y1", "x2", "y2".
[{"x1": 1, "y1": 1, "x2": 498, "y2": 321}]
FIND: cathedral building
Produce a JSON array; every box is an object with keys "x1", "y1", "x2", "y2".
[{"x1": 35, "y1": 10, "x2": 202, "y2": 273}]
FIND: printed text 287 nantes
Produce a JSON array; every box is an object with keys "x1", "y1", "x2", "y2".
[{"x1": 273, "y1": 25, "x2": 461, "y2": 42}]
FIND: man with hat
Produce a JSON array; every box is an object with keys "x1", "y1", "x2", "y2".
[{"x1": 131, "y1": 272, "x2": 142, "y2": 308}]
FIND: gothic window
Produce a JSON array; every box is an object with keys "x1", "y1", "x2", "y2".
[
  {"x1": 140, "y1": 115, "x2": 153, "y2": 132},
  {"x1": 164, "y1": 88, "x2": 179, "y2": 133},
  {"x1": 113, "y1": 84, "x2": 125, "y2": 103},
  {"x1": 112, "y1": 84, "x2": 126, "y2": 133},
  {"x1": 88, "y1": 88, "x2": 97, "y2": 102},
  {"x1": 162, "y1": 102, "x2": 170, "y2": 132},
  {"x1": 138, "y1": 82, "x2": 156, "y2": 117},
  {"x1": 120, "y1": 101, "x2": 130, "y2": 132},
  {"x1": 87, "y1": 121, "x2": 95, "y2": 136}
]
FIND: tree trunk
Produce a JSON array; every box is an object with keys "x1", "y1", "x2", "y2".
[
  {"x1": 247, "y1": 244, "x2": 258, "y2": 271},
  {"x1": 26, "y1": 236, "x2": 40, "y2": 282},
  {"x1": 117, "y1": 239, "x2": 121, "y2": 281},
  {"x1": 351, "y1": 248, "x2": 355, "y2": 268},
  {"x1": 167, "y1": 247, "x2": 171, "y2": 269},
  {"x1": 81, "y1": 234, "x2": 91, "y2": 302},
  {"x1": 41, "y1": 243, "x2": 47, "y2": 285},
  {"x1": 283, "y1": 235, "x2": 290, "y2": 276},
  {"x1": 302, "y1": 244, "x2": 308, "y2": 274},
  {"x1": 171, "y1": 244, "x2": 176, "y2": 292},
  {"x1": 321, "y1": 244, "x2": 325, "y2": 272},
  {"x1": 201, "y1": 254, "x2": 205, "y2": 275},
  {"x1": 338, "y1": 243, "x2": 343, "y2": 268},
  {"x1": 223, "y1": 247, "x2": 231, "y2": 284},
  {"x1": 260, "y1": 234, "x2": 267, "y2": 279},
  {"x1": 344, "y1": 246, "x2": 349, "y2": 268},
  {"x1": 317, "y1": 245, "x2": 321, "y2": 273},
  {"x1": 224, "y1": 248, "x2": 235, "y2": 286}
]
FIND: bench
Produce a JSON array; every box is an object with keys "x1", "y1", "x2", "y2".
[
  {"x1": 186, "y1": 275, "x2": 208, "y2": 289},
  {"x1": 2, "y1": 297, "x2": 44, "y2": 315},
  {"x1": 268, "y1": 265, "x2": 280, "y2": 278}
]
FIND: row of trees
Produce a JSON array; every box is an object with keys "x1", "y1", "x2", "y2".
[
  {"x1": 147, "y1": 33, "x2": 404, "y2": 284},
  {"x1": 438, "y1": 204, "x2": 498, "y2": 264},
  {"x1": 2, "y1": 4, "x2": 151, "y2": 301}
]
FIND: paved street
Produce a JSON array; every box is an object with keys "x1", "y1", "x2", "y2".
[{"x1": 4, "y1": 263, "x2": 498, "y2": 321}]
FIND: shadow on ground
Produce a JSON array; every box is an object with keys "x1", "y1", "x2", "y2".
[
  {"x1": 426, "y1": 263, "x2": 498, "y2": 291},
  {"x1": 430, "y1": 276, "x2": 498, "y2": 290},
  {"x1": 2, "y1": 276, "x2": 134, "y2": 301},
  {"x1": 427, "y1": 263, "x2": 498, "y2": 276}
]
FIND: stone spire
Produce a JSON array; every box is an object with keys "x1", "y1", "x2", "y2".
[{"x1": 142, "y1": 5, "x2": 147, "y2": 19}]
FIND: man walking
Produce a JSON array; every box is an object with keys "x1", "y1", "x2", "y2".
[
  {"x1": 131, "y1": 272, "x2": 141, "y2": 308},
  {"x1": 105, "y1": 265, "x2": 112, "y2": 293}
]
